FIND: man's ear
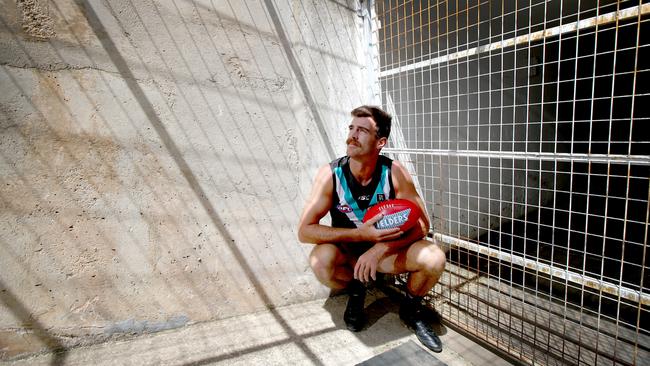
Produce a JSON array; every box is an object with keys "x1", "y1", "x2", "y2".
[{"x1": 377, "y1": 137, "x2": 387, "y2": 149}]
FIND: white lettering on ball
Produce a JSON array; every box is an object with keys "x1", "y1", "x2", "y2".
[{"x1": 375, "y1": 209, "x2": 411, "y2": 229}]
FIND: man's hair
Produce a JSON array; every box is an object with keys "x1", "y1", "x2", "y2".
[{"x1": 351, "y1": 105, "x2": 392, "y2": 139}]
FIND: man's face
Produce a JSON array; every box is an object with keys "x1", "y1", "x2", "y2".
[{"x1": 346, "y1": 116, "x2": 386, "y2": 158}]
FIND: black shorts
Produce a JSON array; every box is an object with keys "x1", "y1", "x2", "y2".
[{"x1": 337, "y1": 242, "x2": 373, "y2": 258}]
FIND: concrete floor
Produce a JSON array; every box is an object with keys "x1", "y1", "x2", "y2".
[{"x1": 6, "y1": 288, "x2": 512, "y2": 365}]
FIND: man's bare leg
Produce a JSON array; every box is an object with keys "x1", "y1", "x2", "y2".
[
  {"x1": 404, "y1": 241, "x2": 446, "y2": 296},
  {"x1": 377, "y1": 239, "x2": 446, "y2": 352},
  {"x1": 309, "y1": 244, "x2": 353, "y2": 290},
  {"x1": 309, "y1": 244, "x2": 367, "y2": 331},
  {"x1": 377, "y1": 239, "x2": 446, "y2": 290}
]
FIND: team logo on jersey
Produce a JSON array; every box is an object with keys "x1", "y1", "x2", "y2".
[
  {"x1": 358, "y1": 195, "x2": 371, "y2": 201},
  {"x1": 337, "y1": 204, "x2": 353, "y2": 213},
  {"x1": 377, "y1": 194, "x2": 385, "y2": 202}
]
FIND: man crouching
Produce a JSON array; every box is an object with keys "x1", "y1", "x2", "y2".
[{"x1": 297, "y1": 105, "x2": 446, "y2": 352}]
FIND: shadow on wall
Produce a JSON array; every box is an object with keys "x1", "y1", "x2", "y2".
[
  {"x1": 0, "y1": 280, "x2": 67, "y2": 364},
  {"x1": 0, "y1": 0, "x2": 378, "y2": 362},
  {"x1": 83, "y1": 1, "x2": 326, "y2": 363}
]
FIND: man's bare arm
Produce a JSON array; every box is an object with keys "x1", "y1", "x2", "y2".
[{"x1": 297, "y1": 165, "x2": 402, "y2": 244}]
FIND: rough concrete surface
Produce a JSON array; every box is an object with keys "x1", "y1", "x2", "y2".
[
  {"x1": 16, "y1": 0, "x2": 55, "y2": 40},
  {"x1": 1, "y1": 0, "x2": 376, "y2": 359},
  {"x1": 3, "y1": 289, "x2": 510, "y2": 366}
]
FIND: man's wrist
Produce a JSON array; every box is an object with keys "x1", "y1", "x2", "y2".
[
  {"x1": 354, "y1": 226, "x2": 369, "y2": 242},
  {"x1": 373, "y1": 242, "x2": 390, "y2": 254}
]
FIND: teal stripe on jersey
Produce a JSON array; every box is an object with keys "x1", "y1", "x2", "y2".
[{"x1": 333, "y1": 166, "x2": 365, "y2": 222}]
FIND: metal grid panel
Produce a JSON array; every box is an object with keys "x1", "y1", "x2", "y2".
[{"x1": 374, "y1": 1, "x2": 649, "y2": 365}]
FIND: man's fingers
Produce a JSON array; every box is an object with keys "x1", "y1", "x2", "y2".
[
  {"x1": 357, "y1": 264, "x2": 365, "y2": 282},
  {"x1": 372, "y1": 226, "x2": 400, "y2": 243},
  {"x1": 354, "y1": 261, "x2": 360, "y2": 280},
  {"x1": 365, "y1": 213, "x2": 383, "y2": 225},
  {"x1": 355, "y1": 259, "x2": 371, "y2": 283},
  {"x1": 379, "y1": 228, "x2": 402, "y2": 240},
  {"x1": 363, "y1": 264, "x2": 371, "y2": 282},
  {"x1": 356, "y1": 261, "x2": 368, "y2": 282}
]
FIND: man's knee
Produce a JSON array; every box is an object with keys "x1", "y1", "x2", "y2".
[
  {"x1": 309, "y1": 244, "x2": 339, "y2": 279},
  {"x1": 418, "y1": 242, "x2": 446, "y2": 276}
]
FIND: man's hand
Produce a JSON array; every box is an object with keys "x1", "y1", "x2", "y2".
[
  {"x1": 358, "y1": 214, "x2": 403, "y2": 242},
  {"x1": 353, "y1": 214, "x2": 402, "y2": 282},
  {"x1": 354, "y1": 243, "x2": 389, "y2": 283}
]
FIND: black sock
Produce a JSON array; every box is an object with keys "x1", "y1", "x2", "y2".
[
  {"x1": 403, "y1": 292, "x2": 423, "y2": 309},
  {"x1": 347, "y1": 279, "x2": 365, "y2": 295}
]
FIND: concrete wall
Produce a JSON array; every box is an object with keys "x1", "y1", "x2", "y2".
[{"x1": 0, "y1": 0, "x2": 374, "y2": 359}]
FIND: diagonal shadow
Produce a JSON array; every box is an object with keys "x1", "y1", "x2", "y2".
[
  {"x1": 1, "y1": 6, "x2": 230, "y2": 319},
  {"x1": 262, "y1": 0, "x2": 335, "y2": 160},
  {"x1": 76, "y1": 1, "x2": 323, "y2": 364},
  {"x1": 183, "y1": 326, "x2": 337, "y2": 366},
  {"x1": 0, "y1": 279, "x2": 66, "y2": 365}
]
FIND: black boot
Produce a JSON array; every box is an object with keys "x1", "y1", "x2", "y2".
[
  {"x1": 399, "y1": 293, "x2": 443, "y2": 353},
  {"x1": 343, "y1": 280, "x2": 367, "y2": 332}
]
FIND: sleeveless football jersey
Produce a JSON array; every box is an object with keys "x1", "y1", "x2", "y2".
[{"x1": 329, "y1": 155, "x2": 395, "y2": 228}]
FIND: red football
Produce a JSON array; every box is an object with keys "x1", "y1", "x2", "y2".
[{"x1": 362, "y1": 199, "x2": 422, "y2": 231}]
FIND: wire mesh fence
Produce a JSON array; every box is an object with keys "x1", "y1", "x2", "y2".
[{"x1": 373, "y1": 1, "x2": 649, "y2": 364}]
